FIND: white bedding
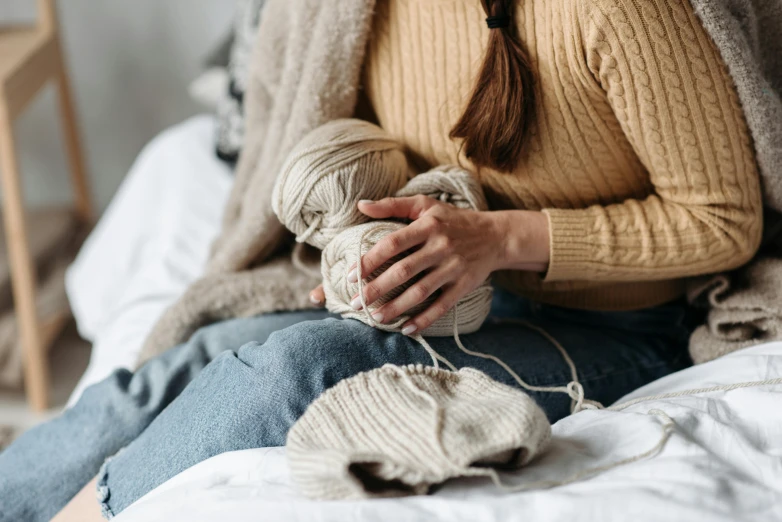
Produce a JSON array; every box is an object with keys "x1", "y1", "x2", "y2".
[
  {"x1": 66, "y1": 115, "x2": 233, "y2": 404},
  {"x1": 116, "y1": 342, "x2": 782, "y2": 522}
]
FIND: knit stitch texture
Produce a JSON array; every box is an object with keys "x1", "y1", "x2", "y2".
[
  {"x1": 286, "y1": 364, "x2": 551, "y2": 500},
  {"x1": 363, "y1": 0, "x2": 762, "y2": 311}
]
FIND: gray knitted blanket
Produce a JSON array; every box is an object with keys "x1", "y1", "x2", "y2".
[
  {"x1": 138, "y1": 0, "x2": 782, "y2": 366},
  {"x1": 686, "y1": 0, "x2": 782, "y2": 363}
]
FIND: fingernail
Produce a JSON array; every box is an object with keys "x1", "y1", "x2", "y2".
[
  {"x1": 309, "y1": 293, "x2": 322, "y2": 305},
  {"x1": 359, "y1": 200, "x2": 374, "y2": 205},
  {"x1": 401, "y1": 325, "x2": 417, "y2": 336},
  {"x1": 350, "y1": 296, "x2": 363, "y2": 310},
  {"x1": 347, "y1": 268, "x2": 358, "y2": 283},
  {"x1": 371, "y1": 312, "x2": 384, "y2": 323}
]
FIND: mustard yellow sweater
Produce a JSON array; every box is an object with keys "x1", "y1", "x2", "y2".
[{"x1": 363, "y1": 0, "x2": 763, "y2": 311}]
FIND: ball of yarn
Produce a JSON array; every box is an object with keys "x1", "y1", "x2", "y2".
[
  {"x1": 272, "y1": 119, "x2": 413, "y2": 250},
  {"x1": 322, "y1": 165, "x2": 493, "y2": 336},
  {"x1": 396, "y1": 165, "x2": 488, "y2": 211},
  {"x1": 322, "y1": 221, "x2": 493, "y2": 336}
]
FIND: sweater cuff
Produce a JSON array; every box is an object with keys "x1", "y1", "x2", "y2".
[{"x1": 542, "y1": 208, "x2": 602, "y2": 282}]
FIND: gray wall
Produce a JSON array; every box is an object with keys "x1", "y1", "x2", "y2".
[{"x1": 4, "y1": 1, "x2": 235, "y2": 211}]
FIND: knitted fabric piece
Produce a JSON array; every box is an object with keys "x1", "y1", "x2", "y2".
[{"x1": 286, "y1": 364, "x2": 551, "y2": 500}]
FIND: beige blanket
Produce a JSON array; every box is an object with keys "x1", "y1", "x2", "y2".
[{"x1": 136, "y1": 0, "x2": 377, "y2": 364}]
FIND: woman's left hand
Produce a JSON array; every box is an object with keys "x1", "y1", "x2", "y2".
[{"x1": 350, "y1": 196, "x2": 550, "y2": 335}]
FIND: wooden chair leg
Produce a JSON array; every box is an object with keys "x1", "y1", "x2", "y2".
[
  {"x1": 54, "y1": 40, "x2": 93, "y2": 224},
  {"x1": 0, "y1": 94, "x2": 49, "y2": 412}
]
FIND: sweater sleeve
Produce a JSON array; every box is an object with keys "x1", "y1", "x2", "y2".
[{"x1": 542, "y1": 0, "x2": 763, "y2": 283}]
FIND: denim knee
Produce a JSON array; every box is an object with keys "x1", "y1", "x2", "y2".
[{"x1": 242, "y1": 318, "x2": 424, "y2": 396}]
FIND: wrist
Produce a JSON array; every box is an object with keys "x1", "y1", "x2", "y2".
[{"x1": 493, "y1": 210, "x2": 551, "y2": 272}]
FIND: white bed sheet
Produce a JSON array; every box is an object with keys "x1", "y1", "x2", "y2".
[
  {"x1": 66, "y1": 115, "x2": 233, "y2": 405},
  {"x1": 116, "y1": 342, "x2": 782, "y2": 522}
]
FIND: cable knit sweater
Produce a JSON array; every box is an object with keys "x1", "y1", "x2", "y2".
[
  {"x1": 364, "y1": 0, "x2": 763, "y2": 311},
  {"x1": 139, "y1": 0, "x2": 765, "y2": 362}
]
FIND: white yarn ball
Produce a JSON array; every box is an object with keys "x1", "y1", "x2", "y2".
[{"x1": 272, "y1": 119, "x2": 413, "y2": 250}]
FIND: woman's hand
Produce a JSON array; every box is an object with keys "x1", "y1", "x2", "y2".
[{"x1": 348, "y1": 196, "x2": 550, "y2": 335}]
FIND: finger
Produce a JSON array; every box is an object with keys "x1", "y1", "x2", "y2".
[
  {"x1": 400, "y1": 281, "x2": 471, "y2": 336},
  {"x1": 358, "y1": 195, "x2": 435, "y2": 220},
  {"x1": 369, "y1": 261, "x2": 457, "y2": 323},
  {"x1": 309, "y1": 284, "x2": 325, "y2": 306},
  {"x1": 349, "y1": 219, "x2": 437, "y2": 283},
  {"x1": 351, "y1": 245, "x2": 445, "y2": 311}
]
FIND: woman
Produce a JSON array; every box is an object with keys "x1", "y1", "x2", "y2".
[{"x1": 0, "y1": 0, "x2": 762, "y2": 520}]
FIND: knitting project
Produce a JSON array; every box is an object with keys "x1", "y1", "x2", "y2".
[{"x1": 287, "y1": 364, "x2": 551, "y2": 500}]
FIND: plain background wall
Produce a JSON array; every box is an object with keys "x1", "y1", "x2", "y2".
[{"x1": 2, "y1": 0, "x2": 236, "y2": 211}]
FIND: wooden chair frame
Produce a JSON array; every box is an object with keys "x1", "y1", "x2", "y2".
[{"x1": 0, "y1": 0, "x2": 93, "y2": 411}]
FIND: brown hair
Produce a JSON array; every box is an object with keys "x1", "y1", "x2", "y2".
[{"x1": 449, "y1": 0, "x2": 535, "y2": 173}]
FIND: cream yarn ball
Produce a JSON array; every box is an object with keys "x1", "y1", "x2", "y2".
[
  {"x1": 322, "y1": 221, "x2": 493, "y2": 336},
  {"x1": 396, "y1": 164, "x2": 488, "y2": 212},
  {"x1": 272, "y1": 118, "x2": 413, "y2": 250},
  {"x1": 322, "y1": 166, "x2": 493, "y2": 336}
]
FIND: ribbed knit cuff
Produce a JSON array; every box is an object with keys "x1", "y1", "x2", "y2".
[{"x1": 542, "y1": 208, "x2": 601, "y2": 282}]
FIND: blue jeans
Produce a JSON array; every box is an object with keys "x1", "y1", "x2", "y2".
[{"x1": 0, "y1": 292, "x2": 690, "y2": 521}]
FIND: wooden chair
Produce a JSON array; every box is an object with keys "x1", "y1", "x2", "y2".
[{"x1": 0, "y1": 0, "x2": 93, "y2": 411}]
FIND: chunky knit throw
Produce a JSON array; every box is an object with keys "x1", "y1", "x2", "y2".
[
  {"x1": 286, "y1": 364, "x2": 551, "y2": 500},
  {"x1": 137, "y1": 0, "x2": 777, "y2": 366}
]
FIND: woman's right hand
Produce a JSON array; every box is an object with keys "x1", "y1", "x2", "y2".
[{"x1": 309, "y1": 284, "x2": 326, "y2": 307}]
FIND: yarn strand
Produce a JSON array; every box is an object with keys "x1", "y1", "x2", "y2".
[
  {"x1": 452, "y1": 310, "x2": 603, "y2": 413},
  {"x1": 468, "y1": 409, "x2": 675, "y2": 492},
  {"x1": 608, "y1": 377, "x2": 782, "y2": 411}
]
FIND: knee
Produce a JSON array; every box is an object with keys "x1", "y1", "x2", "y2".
[
  {"x1": 241, "y1": 318, "x2": 384, "y2": 390},
  {"x1": 262, "y1": 318, "x2": 361, "y2": 363},
  {"x1": 183, "y1": 316, "x2": 272, "y2": 360}
]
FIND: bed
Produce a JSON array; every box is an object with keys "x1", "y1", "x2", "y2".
[
  {"x1": 66, "y1": 116, "x2": 782, "y2": 522},
  {"x1": 65, "y1": 114, "x2": 233, "y2": 404}
]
